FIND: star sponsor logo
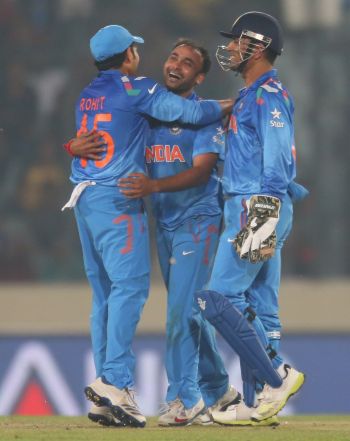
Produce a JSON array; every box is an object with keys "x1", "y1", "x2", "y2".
[
  {"x1": 269, "y1": 107, "x2": 284, "y2": 128},
  {"x1": 270, "y1": 108, "x2": 281, "y2": 119}
]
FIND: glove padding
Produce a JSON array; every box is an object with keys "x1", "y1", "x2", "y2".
[{"x1": 233, "y1": 195, "x2": 280, "y2": 263}]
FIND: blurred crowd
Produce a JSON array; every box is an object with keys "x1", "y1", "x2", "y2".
[{"x1": 0, "y1": 0, "x2": 349, "y2": 281}]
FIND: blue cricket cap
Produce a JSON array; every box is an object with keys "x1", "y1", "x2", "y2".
[{"x1": 90, "y1": 25, "x2": 144, "y2": 61}]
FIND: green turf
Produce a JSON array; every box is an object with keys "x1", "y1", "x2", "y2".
[{"x1": 1, "y1": 416, "x2": 350, "y2": 441}]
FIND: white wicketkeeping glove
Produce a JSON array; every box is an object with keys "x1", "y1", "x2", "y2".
[{"x1": 233, "y1": 195, "x2": 281, "y2": 263}]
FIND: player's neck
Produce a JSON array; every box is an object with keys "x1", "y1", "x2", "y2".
[
  {"x1": 167, "y1": 87, "x2": 194, "y2": 98},
  {"x1": 119, "y1": 62, "x2": 138, "y2": 76},
  {"x1": 165, "y1": 81, "x2": 196, "y2": 98},
  {"x1": 180, "y1": 89, "x2": 194, "y2": 98},
  {"x1": 120, "y1": 67, "x2": 135, "y2": 75},
  {"x1": 242, "y1": 60, "x2": 273, "y2": 88}
]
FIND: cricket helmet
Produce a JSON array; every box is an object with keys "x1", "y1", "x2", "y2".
[{"x1": 216, "y1": 11, "x2": 283, "y2": 71}]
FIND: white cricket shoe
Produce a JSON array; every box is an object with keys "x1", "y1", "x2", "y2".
[
  {"x1": 209, "y1": 385, "x2": 241, "y2": 412},
  {"x1": 84, "y1": 377, "x2": 146, "y2": 428},
  {"x1": 192, "y1": 410, "x2": 213, "y2": 426},
  {"x1": 251, "y1": 364, "x2": 305, "y2": 422},
  {"x1": 171, "y1": 398, "x2": 208, "y2": 426},
  {"x1": 158, "y1": 399, "x2": 183, "y2": 426},
  {"x1": 88, "y1": 403, "x2": 124, "y2": 427},
  {"x1": 158, "y1": 398, "x2": 212, "y2": 426},
  {"x1": 212, "y1": 401, "x2": 279, "y2": 426}
]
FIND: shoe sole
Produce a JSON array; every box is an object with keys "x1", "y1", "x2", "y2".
[
  {"x1": 192, "y1": 420, "x2": 214, "y2": 426},
  {"x1": 159, "y1": 419, "x2": 214, "y2": 427},
  {"x1": 84, "y1": 386, "x2": 146, "y2": 428},
  {"x1": 88, "y1": 412, "x2": 125, "y2": 427},
  {"x1": 251, "y1": 373, "x2": 305, "y2": 422},
  {"x1": 214, "y1": 417, "x2": 279, "y2": 427}
]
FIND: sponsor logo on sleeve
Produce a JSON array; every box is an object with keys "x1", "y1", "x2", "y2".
[
  {"x1": 269, "y1": 108, "x2": 284, "y2": 128},
  {"x1": 147, "y1": 84, "x2": 158, "y2": 94}
]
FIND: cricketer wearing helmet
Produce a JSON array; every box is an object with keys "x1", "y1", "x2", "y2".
[
  {"x1": 196, "y1": 12, "x2": 306, "y2": 424},
  {"x1": 62, "y1": 25, "x2": 232, "y2": 428}
]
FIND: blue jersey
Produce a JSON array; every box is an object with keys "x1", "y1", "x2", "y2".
[
  {"x1": 222, "y1": 69, "x2": 296, "y2": 199},
  {"x1": 71, "y1": 70, "x2": 222, "y2": 186},
  {"x1": 147, "y1": 92, "x2": 225, "y2": 230}
]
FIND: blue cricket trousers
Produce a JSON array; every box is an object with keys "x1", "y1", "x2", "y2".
[
  {"x1": 208, "y1": 194, "x2": 293, "y2": 367},
  {"x1": 74, "y1": 185, "x2": 150, "y2": 389},
  {"x1": 157, "y1": 214, "x2": 228, "y2": 408}
]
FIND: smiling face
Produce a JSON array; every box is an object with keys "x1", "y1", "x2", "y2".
[{"x1": 163, "y1": 44, "x2": 205, "y2": 97}]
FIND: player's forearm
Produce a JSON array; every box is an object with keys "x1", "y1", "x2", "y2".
[
  {"x1": 181, "y1": 99, "x2": 232, "y2": 125},
  {"x1": 146, "y1": 90, "x2": 231, "y2": 126}
]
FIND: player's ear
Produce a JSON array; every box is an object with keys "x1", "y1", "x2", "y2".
[
  {"x1": 125, "y1": 46, "x2": 134, "y2": 61},
  {"x1": 195, "y1": 73, "x2": 205, "y2": 86},
  {"x1": 125, "y1": 45, "x2": 138, "y2": 65}
]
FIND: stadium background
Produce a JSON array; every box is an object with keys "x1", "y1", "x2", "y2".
[{"x1": 0, "y1": 0, "x2": 349, "y2": 416}]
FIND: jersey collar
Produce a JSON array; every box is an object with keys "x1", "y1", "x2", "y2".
[{"x1": 238, "y1": 69, "x2": 278, "y2": 97}]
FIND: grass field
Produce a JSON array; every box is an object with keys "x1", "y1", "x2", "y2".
[{"x1": 1, "y1": 415, "x2": 350, "y2": 441}]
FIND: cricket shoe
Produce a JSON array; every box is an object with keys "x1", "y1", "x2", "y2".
[
  {"x1": 170, "y1": 398, "x2": 209, "y2": 426},
  {"x1": 212, "y1": 401, "x2": 279, "y2": 426},
  {"x1": 192, "y1": 410, "x2": 213, "y2": 426},
  {"x1": 251, "y1": 364, "x2": 305, "y2": 422},
  {"x1": 84, "y1": 377, "x2": 146, "y2": 428},
  {"x1": 88, "y1": 403, "x2": 125, "y2": 427},
  {"x1": 209, "y1": 385, "x2": 241, "y2": 412},
  {"x1": 158, "y1": 398, "x2": 212, "y2": 426},
  {"x1": 158, "y1": 398, "x2": 183, "y2": 426}
]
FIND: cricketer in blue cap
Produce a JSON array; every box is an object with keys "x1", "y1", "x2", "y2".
[
  {"x1": 65, "y1": 21, "x2": 232, "y2": 430},
  {"x1": 90, "y1": 24, "x2": 144, "y2": 61}
]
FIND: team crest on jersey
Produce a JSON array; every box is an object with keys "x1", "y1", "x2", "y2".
[{"x1": 169, "y1": 125, "x2": 182, "y2": 135}]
